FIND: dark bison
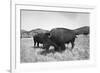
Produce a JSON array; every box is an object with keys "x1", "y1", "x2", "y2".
[
  {"x1": 33, "y1": 32, "x2": 57, "y2": 49},
  {"x1": 33, "y1": 29, "x2": 49, "y2": 47},
  {"x1": 45, "y1": 28, "x2": 77, "y2": 52},
  {"x1": 33, "y1": 33, "x2": 47, "y2": 47},
  {"x1": 74, "y1": 26, "x2": 90, "y2": 35}
]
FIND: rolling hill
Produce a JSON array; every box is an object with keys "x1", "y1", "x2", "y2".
[{"x1": 20, "y1": 28, "x2": 49, "y2": 38}]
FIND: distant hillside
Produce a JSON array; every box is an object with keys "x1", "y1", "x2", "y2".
[
  {"x1": 20, "y1": 29, "x2": 28, "y2": 34},
  {"x1": 20, "y1": 29, "x2": 30, "y2": 38},
  {"x1": 29, "y1": 28, "x2": 49, "y2": 33},
  {"x1": 20, "y1": 28, "x2": 49, "y2": 38},
  {"x1": 74, "y1": 26, "x2": 89, "y2": 35}
]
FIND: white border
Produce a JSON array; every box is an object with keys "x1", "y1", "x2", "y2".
[{"x1": 11, "y1": 2, "x2": 96, "y2": 73}]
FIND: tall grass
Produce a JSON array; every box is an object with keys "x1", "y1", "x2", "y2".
[{"x1": 20, "y1": 35, "x2": 89, "y2": 63}]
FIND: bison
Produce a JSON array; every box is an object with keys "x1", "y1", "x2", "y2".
[
  {"x1": 74, "y1": 26, "x2": 90, "y2": 35},
  {"x1": 33, "y1": 33, "x2": 47, "y2": 47},
  {"x1": 44, "y1": 28, "x2": 77, "y2": 52},
  {"x1": 33, "y1": 32, "x2": 57, "y2": 49}
]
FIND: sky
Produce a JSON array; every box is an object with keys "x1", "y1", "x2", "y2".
[{"x1": 21, "y1": 10, "x2": 89, "y2": 31}]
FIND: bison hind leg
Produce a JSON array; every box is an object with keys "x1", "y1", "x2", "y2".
[
  {"x1": 71, "y1": 41, "x2": 74, "y2": 49},
  {"x1": 37, "y1": 42, "x2": 39, "y2": 47},
  {"x1": 34, "y1": 42, "x2": 36, "y2": 47},
  {"x1": 70, "y1": 38, "x2": 75, "y2": 50}
]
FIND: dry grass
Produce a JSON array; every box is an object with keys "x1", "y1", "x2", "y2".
[{"x1": 20, "y1": 35, "x2": 89, "y2": 63}]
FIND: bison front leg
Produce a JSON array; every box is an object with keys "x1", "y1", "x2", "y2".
[
  {"x1": 60, "y1": 44, "x2": 66, "y2": 52},
  {"x1": 54, "y1": 43, "x2": 66, "y2": 53}
]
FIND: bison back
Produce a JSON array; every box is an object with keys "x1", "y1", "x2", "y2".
[{"x1": 50, "y1": 28, "x2": 76, "y2": 43}]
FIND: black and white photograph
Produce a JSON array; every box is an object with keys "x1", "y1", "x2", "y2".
[{"x1": 20, "y1": 9, "x2": 90, "y2": 63}]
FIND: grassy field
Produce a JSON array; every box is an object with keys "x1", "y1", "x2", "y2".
[{"x1": 20, "y1": 35, "x2": 89, "y2": 63}]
